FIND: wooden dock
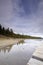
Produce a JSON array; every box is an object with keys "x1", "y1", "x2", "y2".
[{"x1": 27, "y1": 43, "x2": 43, "y2": 65}]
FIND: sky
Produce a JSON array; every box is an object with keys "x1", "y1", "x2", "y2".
[{"x1": 0, "y1": 0, "x2": 43, "y2": 37}]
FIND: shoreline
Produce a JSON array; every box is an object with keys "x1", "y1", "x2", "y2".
[{"x1": 0, "y1": 38, "x2": 23, "y2": 48}]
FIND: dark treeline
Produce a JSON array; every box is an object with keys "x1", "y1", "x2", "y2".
[
  {"x1": 0, "y1": 24, "x2": 42, "y2": 39},
  {"x1": 0, "y1": 24, "x2": 14, "y2": 37},
  {"x1": 0, "y1": 24, "x2": 25, "y2": 38}
]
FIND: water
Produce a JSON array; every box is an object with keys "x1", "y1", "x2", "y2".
[{"x1": 0, "y1": 39, "x2": 43, "y2": 65}]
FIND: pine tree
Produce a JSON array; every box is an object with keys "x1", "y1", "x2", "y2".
[{"x1": 0, "y1": 24, "x2": 2, "y2": 34}]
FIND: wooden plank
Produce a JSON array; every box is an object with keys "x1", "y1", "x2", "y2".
[{"x1": 26, "y1": 43, "x2": 43, "y2": 65}]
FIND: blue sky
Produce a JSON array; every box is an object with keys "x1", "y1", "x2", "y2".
[{"x1": 0, "y1": 0, "x2": 43, "y2": 37}]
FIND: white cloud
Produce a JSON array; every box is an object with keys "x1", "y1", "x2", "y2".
[{"x1": 0, "y1": 0, "x2": 43, "y2": 37}]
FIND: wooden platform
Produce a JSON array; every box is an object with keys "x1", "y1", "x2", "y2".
[{"x1": 27, "y1": 43, "x2": 43, "y2": 65}]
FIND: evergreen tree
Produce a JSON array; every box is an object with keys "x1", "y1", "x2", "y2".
[
  {"x1": 0, "y1": 24, "x2": 2, "y2": 34},
  {"x1": 6, "y1": 28, "x2": 10, "y2": 36},
  {"x1": 2, "y1": 27, "x2": 5, "y2": 35}
]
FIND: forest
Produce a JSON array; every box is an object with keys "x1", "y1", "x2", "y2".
[{"x1": 0, "y1": 24, "x2": 42, "y2": 39}]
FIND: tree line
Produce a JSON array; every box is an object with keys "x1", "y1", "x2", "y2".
[
  {"x1": 0, "y1": 24, "x2": 42, "y2": 39},
  {"x1": 0, "y1": 24, "x2": 25, "y2": 38},
  {"x1": 0, "y1": 24, "x2": 14, "y2": 37}
]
